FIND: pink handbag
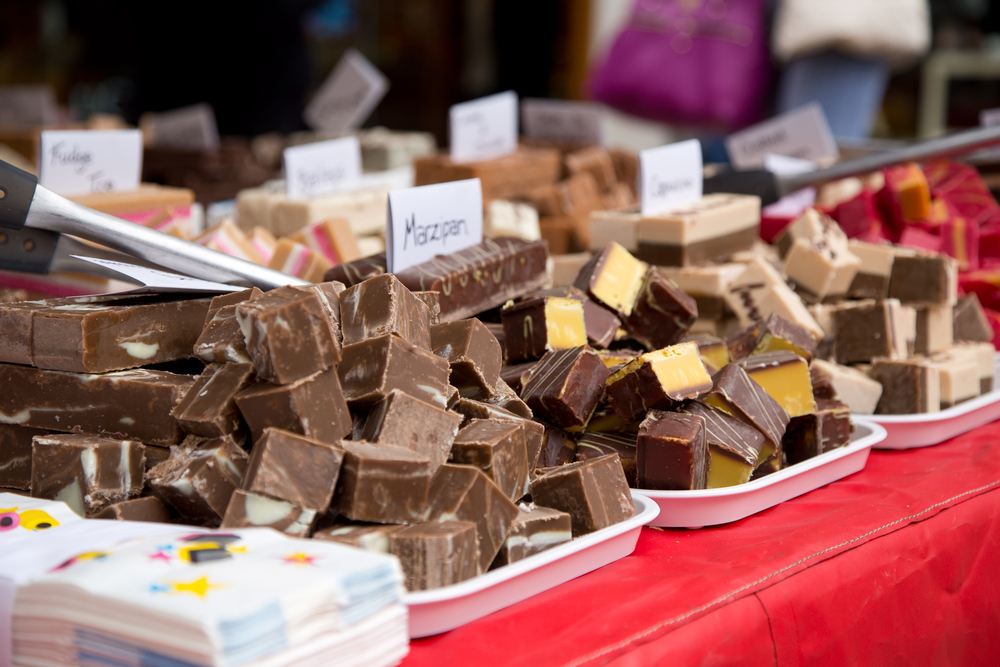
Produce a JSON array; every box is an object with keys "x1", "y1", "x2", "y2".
[{"x1": 588, "y1": 0, "x2": 771, "y2": 130}]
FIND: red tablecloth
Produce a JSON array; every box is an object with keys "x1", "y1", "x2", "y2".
[{"x1": 402, "y1": 420, "x2": 1000, "y2": 667}]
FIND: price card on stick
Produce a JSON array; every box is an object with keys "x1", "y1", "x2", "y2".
[
  {"x1": 639, "y1": 138, "x2": 703, "y2": 216},
  {"x1": 521, "y1": 98, "x2": 604, "y2": 145},
  {"x1": 39, "y1": 129, "x2": 143, "y2": 197},
  {"x1": 449, "y1": 91, "x2": 518, "y2": 163},
  {"x1": 725, "y1": 102, "x2": 838, "y2": 170},
  {"x1": 385, "y1": 179, "x2": 483, "y2": 273},
  {"x1": 304, "y1": 48, "x2": 389, "y2": 132},
  {"x1": 283, "y1": 136, "x2": 362, "y2": 199}
]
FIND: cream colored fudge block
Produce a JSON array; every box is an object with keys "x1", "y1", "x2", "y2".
[
  {"x1": 634, "y1": 194, "x2": 761, "y2": 266},
  {"x1": 811, "y1": 359, "x2": 883, "y2": 415},
  {"x1": 784, "y1": 237, "x2": 861, "y2": 303},
  {"x1": 724, "y1": 258, "x2": 824, "y2": 339},
  {"x1": 590, "y1": 206, "x2": 640, "y2": 253}
]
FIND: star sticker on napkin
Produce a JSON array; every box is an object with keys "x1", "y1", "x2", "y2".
[
  {"x1": 281, "y1": 552, "x2": 317, "y2": 566},
  {"x1": 149, "y1": 550, "x2": 172, "y2": 563},
  {"x1": 152, "y1": 576, "x2": 224, "y2": 598}
]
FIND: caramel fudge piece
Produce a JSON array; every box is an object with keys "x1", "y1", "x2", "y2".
[
  {"x1": 574, "y1": 431, "x2": 638, "y2": 487},
  {"x1": 313, "y1": 523, "x2": 404, "y2": 552},
  {"x1": 913, "y1": 304, "x2": 954, "y2": 356},
  {"x1": 340, "y1": 274, "x2": 431, "y2": 350},
  {"x1": 531, "y1": 454, "x2": 634, "y2": 535},
  {"x1": 702, "y1": 363, "x2": 790, "y2": 464},
  {"x1": 361, "y1": 390, "x2": 462, "y2": 473},
  {"x1": 236, "y1": 285, "x2": 341, "y2": 385},
  {"x1": 0, "y1": 365, "x2": 193, "y2": 446},
  {"x1": 0, "y1": 424, "x2": 48, "y2": 490},
  {"x1": 605, "y1": 341, "x2": 712, "y2": 422},
  {"x1": 624, "y1": 267, "x2": 698, "y2": 350},
  {"x1": 390, "y1": 520, "x2": 480, "y2": 591},
  {"x1": 234, "y1": 368, "x2": 351, "y2": 444},
  {"x1": 574, "y1": 242, "x2": 648, "y2": 317},
  {"x1": 491, "y1": 506, "x2": 572, "y2": 568},
  {"x1": 635, "y1": 194, "x2": 760, "y2": 266},
  {"x1": 220, "y1": 490, "x2": 317, "y2": 538},
  {"x1": 424, "y1": 463, "x2": 521, "y2": 572},
  {"x1": 870, "y1": 359, "x2": 940, "y2": 414},
  {"x1": 832, "y1": 299, "x2": 912, "y2": 365},
  {"x1": 171, "y1": 363, "x2": 255, "y2": 437},
  {"x1": 523, "y1": 286, "x2": 622, "y2": 350},
  {"x1": 810, "y1": 359, "x2": 883, "y2": 415},
  {"x1": 751, "y1": 313, "x2": 817, "y2": 362},
  {"x1": 738, "y1": 351, "x2": 816, "y2": 418},
  {"x1": 683, "y1": 333, "x2": 730, "y2": 371},
  {"x1": 501, "y1": 297, "x2": 587, "y2": 363},
  {"x1": 0, "y1": 293, "x2": 212, "y2": 373},
  {"x1": 31, "y1": 434, "x2": 145, "y2": 517},
  {"x1": 333, "y1": 442, "x2": 434, "y2": 524},
  {"x1": 414, "y1": 146, "x2": 561, "y2": 201},
  {"x1": 243, "y1": 428, "x2": 345, "y2": 513},
  {"x1": 927, "y1": 346, "x2": 981, "y2": 409},
  {"x1": 194, "y1": 305, "x2": 252, "y2": 364},
  {"x1": 680, "y1": 401, "x2": 764, "y2": 488},
  {"x1": 431, "y1": 319, "x2": 503, "y2": 397},
  {"x1": 635, "y1": 411, "x2": 707, "y2": 490},
  {"x1": 847, "y1": 240, "x2": 895, "y2": 299},
  {"x1": 536, "y1": 426, "x2": 577, "y2": 468},
  {"x1": 724, "y1": 258, "x2": 825, "y2": 340},
  {"x1": 953, "y1": 294, "x2": 993, "y2": 343},
  {"x1": 888, "y1": 252, "x2": 958, "y2": 306},
  {"x1": 782, "y1": 399, "x2": 851, "y2": 466},
  {"x1": 93, "y1": 496, "x2": 170, "y2": 523},
  {"x1": 338, "y1": 334, "x2": 451, "y2": 409},
  {"x1": 520, "y1": 346, "x2": 609, "y2": 429},
  {"x1": 147, "y1": 435, "x2": 248, "y2": 525},
  {"x1": 450, "y1": 420, "x2": 527, "y2": 502}
]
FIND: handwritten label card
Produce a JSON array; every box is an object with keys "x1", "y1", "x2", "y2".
[
  {"x1": 304, "y1": 48, "x2": 389, "y2": 132},
  {"x1": 449, "y1": 91, "x2": 518, "y2": 163},
  {"x1": 725, "y1": 103, "x2": 837, "y2": 170},
  {"x1": 640, "y1": 139, "x2": 703, "y2": 216},
  {"x1": 145, "y1": 103, "x2": 219, "y2": 150},
  {"x1": 283, "y1": 136, "x2": 362, "y2": 199},
  {"x1": 0, "y1": 85, "x2": 57, "y2": 127},
  {"x1": 521, "y1": 98, "x2": 603, "y2": 145},
  {"x1": 39, "y1": 130, "x2": 142, "y2": 196},
  {"x1": 385, "y1": 178, "x2": 483, "y2": 273}
]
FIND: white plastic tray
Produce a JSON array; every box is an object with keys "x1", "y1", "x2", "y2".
[
  {"x1": 862, "y1": 355, "x2": 1000, "y2": 449},
  {"x1": 635, "y1": 420, "x2": 886, "y2": 529},
  {"x1": 404, "y1": 492, "x2": 659, "y2": 638}
]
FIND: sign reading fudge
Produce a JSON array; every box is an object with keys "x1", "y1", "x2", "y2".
[
  {"x1": 304, "y1": 48, "x2": 389, "y2": 132},
  {"x1": 283, "y1": 136, "x2": 362, "y2": 199},
  {"x1": 725, "y1": 103, "x2": 837, "y2": 170},
  {"x1": 386, "y1": 178, "x2": 483, "y2": 272},
  {"x1": 449, "y1": 90, "x2": 518, "y2": 163},
  {"x1": 39, "y1": 129, "x2": 142, "y2": 196},
  {"x1": 521, "y1": 98, "x2": 603, "y2": 145},
  {"x1": 639, "y1": 139, "x2": 703, "y2": 216}
]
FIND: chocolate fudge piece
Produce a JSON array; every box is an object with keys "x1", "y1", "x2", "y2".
[
  {"x1": 847, "y1": 240, "x2": 895, "y2": 299},
  {"x1": 529, "y1": 454, "x2": 634, "y2": 535},
  {"x1": 413, "y1": 291, "x2": 441, "y2": 326},
  {"x1": 338, "y1": 334, "x2": 451, "y2": 409},
  {"x1": 171, "y1": 363, "x2": 254, "y2": 437},
  {"x1": 683, "y1": 333, "x2": 730, "y2": 373},
  {"x1": 234, "y1": 368, "x2": 351, "y2": 444},
  {"x1": 634, "y1": 194, "x2": 760, "y2": 266},
  {"x1": 31, "y1": 434, "x2": 145, "y2": 517},
  {"x1": 870, "y1": 359, "x2": 940, "y2": 414},
  {"x1": 389, "y1": 520, "x2": 480, "y2": 591},
  {"x1": 574, "y1": 431, "x2": 638, "y2": 487},
  {"x1": 450, "y1": 420, "x2": 528, "y2": 502},
  {"x1": 243, "y1": 428, "x2": 345, "y2": 513},
  {"x1": 749, "y1": 313, "x2": 817, "y2": 362},
  {"x1": 424, "y1": 463, "x2": 521, "y2": 573},
  {"x1": 623, "y1": 267, "x2": 698, "y2": 350},
  {"x1": 93, "y1": 496, "x2": 171, "y2": 523},
  {"x1": 524, "y1": 286, "x2": 622, "y2": 349},
  {"x1": 0, "y1": 365, "x2": 193, "y2": 446},
  {"x1": 0, "y1": 293, "x2": 212, "y2": 372},
  {"x1": 193, "y1": 304, "x2": 252, "y2": 364},
  {"x1": 483, "y1": 377, "x2": 533, "y2": 418},
  {"x1": 147, "y1": 435, "x2": 248, "y2": 525},
  {"x1": 702, "y1": 363, "x2": 790, "y2": 467},
  {"x1": 204, "y1": 287, "x2": 263, "y2": 323},
  {"x1": 738, "y1": 351, "x2": 816, "y2": 418},
  {"x1": 394, "y1": 237, "x2": 550, "y2": 322},
  {"x1": 361, "y1": 390, "x2": 462, "y2": 473},
  {"x1": 953, "y1": 294, "x2": 993, "y2": 343},
  {"x1": 143, "y1": 445, "x2": 172, "y2": 471},
  {"x1": 333, "y1": 441, "x2": 434, "y2": 524},
  {"x1": 782, "y1": 399, "x2": 851, "y2": 465},
  {"x1": 520, "y1": 346, "x2": 609, "y2": 429},
  {"x1": 888, "y1": 252, "x2": 957, "y2": 305},
  {"x1": 323, "y1": 252, "x2": 388, "y2": 287},
  {"x1": 499, "y1": 360, "x2": 537, "y2": 394},
  {"x1": 832, "y1": 299, "x2": 912, "y2": 365},
  {"x1": 680, "y1": 401, "x2": 764, "y2": 488},
  {"x1": 500, "y1": 297, "x2": 587, "y2": 363},
  {"x1": 450, "y1": 398, "x2": 544, "y2": 480},
  {"x1": 236, "y1": 285, "x2": 341, "y2": 385},
  {"x1": 574, "y1": 242, "x2": 648, "y2": 317},
  {"x1": 636, "y1": 411, "x2": 707, "y2": 490},
  {"x1": 340, "y1": 274, "x2": 432, "y2": 350},
  {"x1": 605, "y1": 341, "x2": 712, "y2": 421},
  {"x1": 312, "y1": 523, "x2": 404, "y2": 552},
  {"x1": 0, "y1": 424, "x2": 48, "y2": 490},
  {"x1": 810, "y1": 359, "x2": 883, "y2": 415},
  {"x1": 536, "y1": 426, "x2": 577, "y2": 468},
  {"x1": 913, "y1": 304, "x2": 953, "y2": 356},
  {"x1": 491, "y1": 506, "x2": 572, "y2": 568},
  {"x1": 220, "y1": 489, "x2": 317, "y2": 537},
  {"x1": 431, "y1": 319, "x2": 503, "y2": 397}
]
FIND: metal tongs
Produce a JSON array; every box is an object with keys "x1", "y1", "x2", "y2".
[{"x1": 0, "y1": 161, "x2": 307, "y2": 290}]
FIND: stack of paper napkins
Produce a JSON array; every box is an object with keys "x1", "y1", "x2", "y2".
[{"x1": 3, "y1": 495, "x2": 408, "y2": 667}]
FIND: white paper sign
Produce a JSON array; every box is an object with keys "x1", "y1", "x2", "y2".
[
  {"x1": 38, "y1": 130, "x2": 142, "y2": 196},
  {"x1": 386, "y1": 178, "x2": 483, "y2": 273},
  {"x1": 449, "y1": 91, "x2": 518, "y2": 163},
  {"x1": 0, "y1": 85, "x2": 57, "y2": 127},
  {"x1": 304, "y1": 49, "x2": 389, "y2": 132},
  {"x1": 146, "y1": 103, "x2": 219, "y2": 149},
  {"x1": 283, "y1": 136, "x2": 362, "y2": 199},
  {"x1": 640, "y1": 139, "x2": 703, "y2": 216},
  {"x1": 521, "y1": 99, "x2": 603, "y2": 145},
  {"x1": 725, "y1": 103, "x2": 838, "y2": 170},
  {"x1": 72, "y1": 256, "x2": 241, "y2": 293}
]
